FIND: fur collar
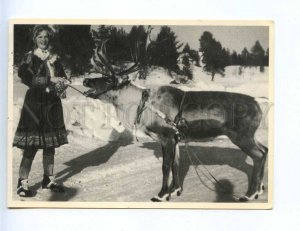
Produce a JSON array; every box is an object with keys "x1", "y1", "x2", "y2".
[
  {"x1": 33, "y1": 48, "x2": 50, "y2": 61},
  {"x1": 33, "y1": 48, "x2": 58, "y2": 64}
]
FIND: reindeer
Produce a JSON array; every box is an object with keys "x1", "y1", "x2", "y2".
[{"x1": 83, "y1": 34, "x2": 268, "y2": 202}]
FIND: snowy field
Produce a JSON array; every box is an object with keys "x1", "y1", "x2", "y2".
[{"x1": 11, "y1": 65, "x2": 270, "y2": 203}]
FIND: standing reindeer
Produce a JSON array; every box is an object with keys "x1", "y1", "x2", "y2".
[{"x1": 83, "y1": 33, "x2": 268, "y2": 202}]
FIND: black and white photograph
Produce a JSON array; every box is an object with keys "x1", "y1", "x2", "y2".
[{"x1": 7, "y1": 20, "x2": 273, "y2": 208}]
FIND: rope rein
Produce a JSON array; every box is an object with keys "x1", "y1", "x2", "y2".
[
  {"x1": 66, "y1": 84, "x2": 86, "y2": 95},
  {"x1": 184, "y1": 142, "x2": 242, "y2": 199}
]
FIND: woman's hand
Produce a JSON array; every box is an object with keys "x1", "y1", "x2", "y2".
[{"x1": 51, "y1": 77, "x2": 70, "y2": 84}]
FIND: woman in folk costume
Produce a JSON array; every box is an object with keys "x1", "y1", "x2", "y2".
[{"x1": 13, "y1": 25, "x2": 70, "y2": 197}]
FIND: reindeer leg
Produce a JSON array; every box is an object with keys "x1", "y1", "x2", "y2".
[
  {"x1": 232, "y1": 138, "x2": 266, "y2": 202},
  {"x1": 227, "y1": 130, "x2": 268, "y2": 202},
  {"x1": 170, "y1": 143, "x2": 182, "y2": 198},
  {"x1": 256, "y1": 141, "x2": 268, "y2": 195},
  {"x1": 151, "y1": 138, "x2": 175, "y2": 202}
]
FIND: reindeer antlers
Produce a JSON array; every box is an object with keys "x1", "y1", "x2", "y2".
[
  {"x1": 93, "y1": 39, "x2": 141, "y2": 78},
  {"x1": 92, "y1": 25, "x2": 154, "y2": 79},
  {"x1": 95, "y1": 39, "x2": 117, "y2": 77}
]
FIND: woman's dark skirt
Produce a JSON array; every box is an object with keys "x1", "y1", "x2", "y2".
[{"x1": 13, "y1": 88, "x2": 68, "y2": 149}]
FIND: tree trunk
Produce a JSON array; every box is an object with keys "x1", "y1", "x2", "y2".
[{"x1": 211, "y1": 72, "x2": 215, "y2": 81}]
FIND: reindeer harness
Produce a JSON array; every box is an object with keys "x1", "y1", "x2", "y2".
[{"x1": 134, "y1": 88, "x2": 188, "y2": 142}]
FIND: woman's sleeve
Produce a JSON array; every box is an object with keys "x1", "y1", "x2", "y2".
[
  {"x1": 17, "y1": 53, "x2": 35, "y2": 87},
  {"x1": 18, "y1": 54, "x2": 49, "y2": 88}
]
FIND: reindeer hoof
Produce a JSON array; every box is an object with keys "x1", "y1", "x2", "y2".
[
  {"x1": 239, "y1": 192, "x2": 258, "y2": 202},
  {"x1": 239, "y1": 196, "x2": 250, "y2": 202},
  {"x1": 151, "y1": 197, "x2": 162, "y2": 202},
  {"x1": 170, "y1": 188, "x2": 182, "y2": 197},
  {"x1": 258, "y1": 183, "x2": 265, "y2": 195},
  {"x1": 151, "y1": 194, "x2": 169, "y2": 202}
]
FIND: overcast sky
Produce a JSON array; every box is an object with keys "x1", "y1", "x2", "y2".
[
  {"x1": 168, "y1": 26, "x2": 269, "y2": 53},
  {"x1": 94, "y1": 25, "x2": 269, "y2": 54}
]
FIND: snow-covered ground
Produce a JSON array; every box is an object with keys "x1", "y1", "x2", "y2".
[{"x1": 11, "y1": 65, "x2": 270, "y2": 203}]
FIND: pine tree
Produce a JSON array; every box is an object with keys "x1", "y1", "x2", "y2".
[
  {"x1": 199, "y1": 31, "x2": 226, "y2": 81},
  {"x1": 108, "y1": 27, "x2": 131, "y2": 64},
  {"x1": 182, "y1": 43, "x2": 191, "y2": 54},
  {"x1": 251, "y1": 40, "x2": 265, "y2": 66},
  {"x1": 189, "y1": 49, "x2": 200, "y2": 66},
  {"x1": 128, "y1": 26, "x2": 147, "y2": 47},
  {"x1": 92, "y1": 25, "x2": 131, "y2": 69},
  {"x1": 128, "y1": 25, "x2": 150, "y2": 79},
  {"x1": 241, "y1": 47, "x2": 250, "y2": 66},
  {"x1": 57, "y1": 25, "x2": 94, "y2": 76},
  {"x1": 14, "y1": 25, "x2": 35, "y2": 65},
  {"x1": 231, "y1": 50, "x2": 238, "y2": 65},
  {"x1": 182, "y1": 55, "x2": 193, "y2": 80},
  {"x1": 149, "y1": 26, "x2": 182, "y2": 70},
  {"x1": 128, "y1": 26, "x2": 147, "y2": 64},
  {"x1": 182, "y1": 43, "x2": 200, "y2": 67},
  {"x1": 264, "y1": 48, "x2": 269, "y2": 66}
]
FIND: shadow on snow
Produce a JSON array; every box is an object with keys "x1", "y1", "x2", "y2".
[
  {"x1": 141, "y1": 142, "x2": 253, "y2": 202},
  {"x1": 43, "y1": 131, "x2": 255, "y2": 202}
]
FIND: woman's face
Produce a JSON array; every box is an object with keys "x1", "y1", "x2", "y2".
[{"x1": 35, "y1": 30, "x2": 50, "y2": 50}]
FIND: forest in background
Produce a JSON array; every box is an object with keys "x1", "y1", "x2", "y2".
[{"x1": 14, "y1": 25, "x2": 269, "y2": 80}]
